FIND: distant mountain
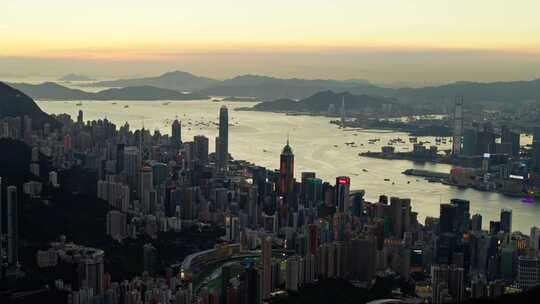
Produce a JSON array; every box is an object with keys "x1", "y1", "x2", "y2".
[
  {"x1": 11, "y1": 82, "x2": 94, "y2": 99},
  {"x1": 89, "y1": 70, "x2": 219, "y2": 91},
  {"x1": 59, "y1": 73, "x2": 94, "y2": 81},
  {"x1": 200, "y1": 74, "x2": 540, "y2": 106},
  {"x1": 199, "y1": 74, "x2": 377, "y2": 100},
  {"x1": 9, "y1": 82, "x2": 208, "y2": 100},
  {"x1": 388, "y1": 79, "x2": 540, "y2": 105},
  {"x1": 250, "y1": 90, "x2": 394, "y2": 113},
  {"x1": 0, "y1": 82, "x2": 61, "y2": 128}
]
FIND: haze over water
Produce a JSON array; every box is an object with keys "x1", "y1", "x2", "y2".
[{"x1": 38, "y1": 99, "x2": 540, "y2": 233}]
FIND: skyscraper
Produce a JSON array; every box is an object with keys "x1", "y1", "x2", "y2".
[
  {"x1": 279, "y1": 139, "x2": 294, "y2": 201},
  {"x1": 77, "y1": 110, "x2": 83, "y2": 124},
  {"x1": 140, "y1": 166, "x2": 154, "y2": 213},
  {"x1": 500, "y1": 209, "x2": 512, "y2": 234},
  {"x1": 452, "y1": 97, "x2": 463, "y2": 156},
  {"x1": 7, "y1": 185, "x2": 18, "y2": 265},
  {"x1": 193, "y1": 135, "x2": 209, "y2": 165},
  {"x1": 261, "y1": 236, "x2": 272, "y2": 298},
  {"x1": 218, "y1": 106, "x2": 229, "y2": 172},
  {"x1": 171, "y1": 118, "x2": 182, "y2": 149},
  {"x1": 335, "y1": 176, "x2": 350, "y2": 214}
]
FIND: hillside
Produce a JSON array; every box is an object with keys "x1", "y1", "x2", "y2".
[
  {"x1": 249, "y1": 90, "x2": 394, "y2": 113},
  {"x1": 9, "y1": 82, "x2": 208, "y2": 100},
  {"x1": 89, "y1": 70, "x2": 219, "y2": 91},
  {"x1": 0, "y1": 82, "x2": 61, "y2": 128}
]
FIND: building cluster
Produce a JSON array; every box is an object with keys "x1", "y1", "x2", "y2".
[{"x1": 2, "y1": 105, "x2": 540, "y2": 304}]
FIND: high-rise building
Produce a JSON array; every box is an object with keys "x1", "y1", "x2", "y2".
[
  {"x1": 335, "y1": 176, "x2": 350, "y2": 214},
  {"x1": 501, "y1": 126, "x2": 520, "y2": 157},
  {"x1": 439, "y1": 203, "x2": 457, "y2": 234},
  {"x1": 517, "y1": 256, "x2": 540, "y2": 290},
  {"x1": 451, "y1": 199, "x2": 470, "y2": 233},
  {"x1": 77, "y1": 110, "x2": 83, "y2": 124},
  {"x1": 261, "y1": 236, "x2": 272, "y2": 297},
  {"x1": 452, "y1": 98, "x2": 463, "y2": 156},
  {"x1": 500, "y1": 209, "x2": 512, "y2": 234},
  {"x1": 218, "y1": 106, "x2": 229, "y2": 172},
  {"x1": 193, "y1": 135, "x2": 209, "y2": 165},
  {"x1": 116, "y1": 143, "x2": 125, "y2": 174},
  {"x1": 7, "y1": 185, "x2": 18, "y2": 265},
  {"x1": 140, "y1": 166, "x2": 154, "y2": 213},
  {"x1": 279, "y1": 139, "x2": 295, "y2": 201},
  {"x1": 286, "y1": 256, "x2": 300, "y2": 291},
  {"x1": 471, "y1": 214, "x2": 483, "y2": 232},
  {"x1": 171, "y1": 118, "x2": 182, "y2": 149}
]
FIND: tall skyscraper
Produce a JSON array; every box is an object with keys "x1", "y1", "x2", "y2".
[
  {"x1": 279, "y1": 139, "x2": 294, "y2": 201},
  {"x1": 335, "y1": 176, "x2": 350, "y2": 214},
  {"x1": 171, "y1": 118, "x2": 182, "y2": 149},
  {"x1": 193, "y1": 135, "x2": 209, "y2": 165},
  {"x1": 452, "y1": 97, "x2": 463, "y2": 156},
  {"x1": 7, "y1": 185, "x2": 18, "y2": 265},
  {"x1": 500, "y1": 209, "x2": 512, "y2": 234},
  {"x1": 218, "y1": 106, "x2": 229, "y2": 172},
  {"x1": 116, "y1": 143, "x2": 125, "y2": 174},
  {"x1": 77, "y1": 110, "x2": 83, "y2": 124},
  {"x1": 440, "y1": 203, "x2": 457, "y2": 234},
  {"x1": 140, "y1": 166, "x2": 154, "y2": 213},
  {"x1": 261, "y1": 236, "x2": 272, "y2": 298}
]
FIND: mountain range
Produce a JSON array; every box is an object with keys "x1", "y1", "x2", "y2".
[
  {"x1": 83, "y1": 71, "x2": 540, "y2": 105},
  {"x1": 0, "y1": 82, "x2": 61, "y2": 128},
  {"x1": 8, "y1": 82, "x2": 208, "y2": 100},
  {"x1": 6, "y1": 71, "x2": 540, "y2": 106}
]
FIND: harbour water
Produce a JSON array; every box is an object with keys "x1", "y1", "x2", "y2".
[{"x1": 37, "y1": 99, "x2": 540, "y2": 233}]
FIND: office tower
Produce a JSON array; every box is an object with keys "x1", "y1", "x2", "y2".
[
  {"x1": 500, "y1": 247, "x2": 514, "y2": 281},
  {"x1": 335, "y1": 176, "x2": 350, "y2": 214},
  {"x1": 152, "y1": 162, "x2": 168, "y2": 187},
  {"x1": 431, "y1": 265, "x2": 449, "y2": 304},
  {"x1": 7, "y1": 186, "x2": 18, "y2": 265},
  {"x1": 261, "y1": 236, "x2": 272, "y2": 297},
  {"x1": 140, "y1": 166, "x2": 153, "y2": 213},
  {"x1": 501, "y1": 126, "x2": 520, "y2": 157},
  {"x1": 286, "y1": 256, "x2": 299, "y2": 291},
  {"x1": 171, "y1": 118, "x2": 182, "y2": 149},
  {"x1": 448, "y1": 266, "x2": 465, "y2": 302},
  {"x1": 116, "y1": 143, "x2": 125, "y2": 174},
  {"x1": 391, "y1": 197, "x2": 411, "y2": 238},
  {"x1": 218, "y1": 106, "x2": 229, "y2": 172},
  {"x1": 279, "y1": 139, "x2": 295, "y2": 201},
  {"x1": 352, "y1": 191, "x2": 365, "y2": 217},
  {"x1": 303, "y1": 178, "x2": 322, "y2": 208},
  {"x1": 471, "y1": 214, "x2": 482, "y2": 231},
  {"x1": 49, "y1": 171, "x2": 59, "y2": 187},
  {"x1": 531, "y1": 227, "x2": 540, "y2": 250},
  {"x1": 193, "y1": 135, "x2": 209, "y2": 165},
  {"x1": 517, "y1": 256, "x2": 540, "y2": 290},
  {"x1": 439, "y1": 203, "x2": 457, "y2": 234},
  {"x1": 77, "y1": 110, "x2": 83, "y2": 124},
  {"x1": 451, "y1": 199, "x2": 470, "y2": 233},
  {"x1": 500, "y1": 209, "x2": 512, "y2": 234},
  {"x1": 452, "y1": 97, "x2": 463, "y2": 156},
  {"x1": 489, "y1": 221, "x2": 501, "y2": 235},
  {"x1": 124, "y1": 146, "x2": 141, "y2": 187},
  {"x1": 463, "y1": 127, "x2": 478, "y2": 156}
]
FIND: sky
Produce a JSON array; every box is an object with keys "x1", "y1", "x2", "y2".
[{"x1": 1, "y1": 0, "x2": 540, "y2": 84}]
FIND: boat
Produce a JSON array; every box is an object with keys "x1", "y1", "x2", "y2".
[
  {"x1": 124, "y1": 105, "x2": 129, "y2": 108},
  {"x1": 76, "y1": 102, "x2": 82, "y2": 106},
  {"x1": 112, "y1": 102, "x2": 117, "y2": 105},
  {"x1": 384, "y1": 178, "x2": 390, "y2": 181},
  {"x1": 334, "y1": 145, "x2": 338, "y2": 148},
  {"x1": 362, "y1": 169, "x2": 368, "y2": 172}
]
